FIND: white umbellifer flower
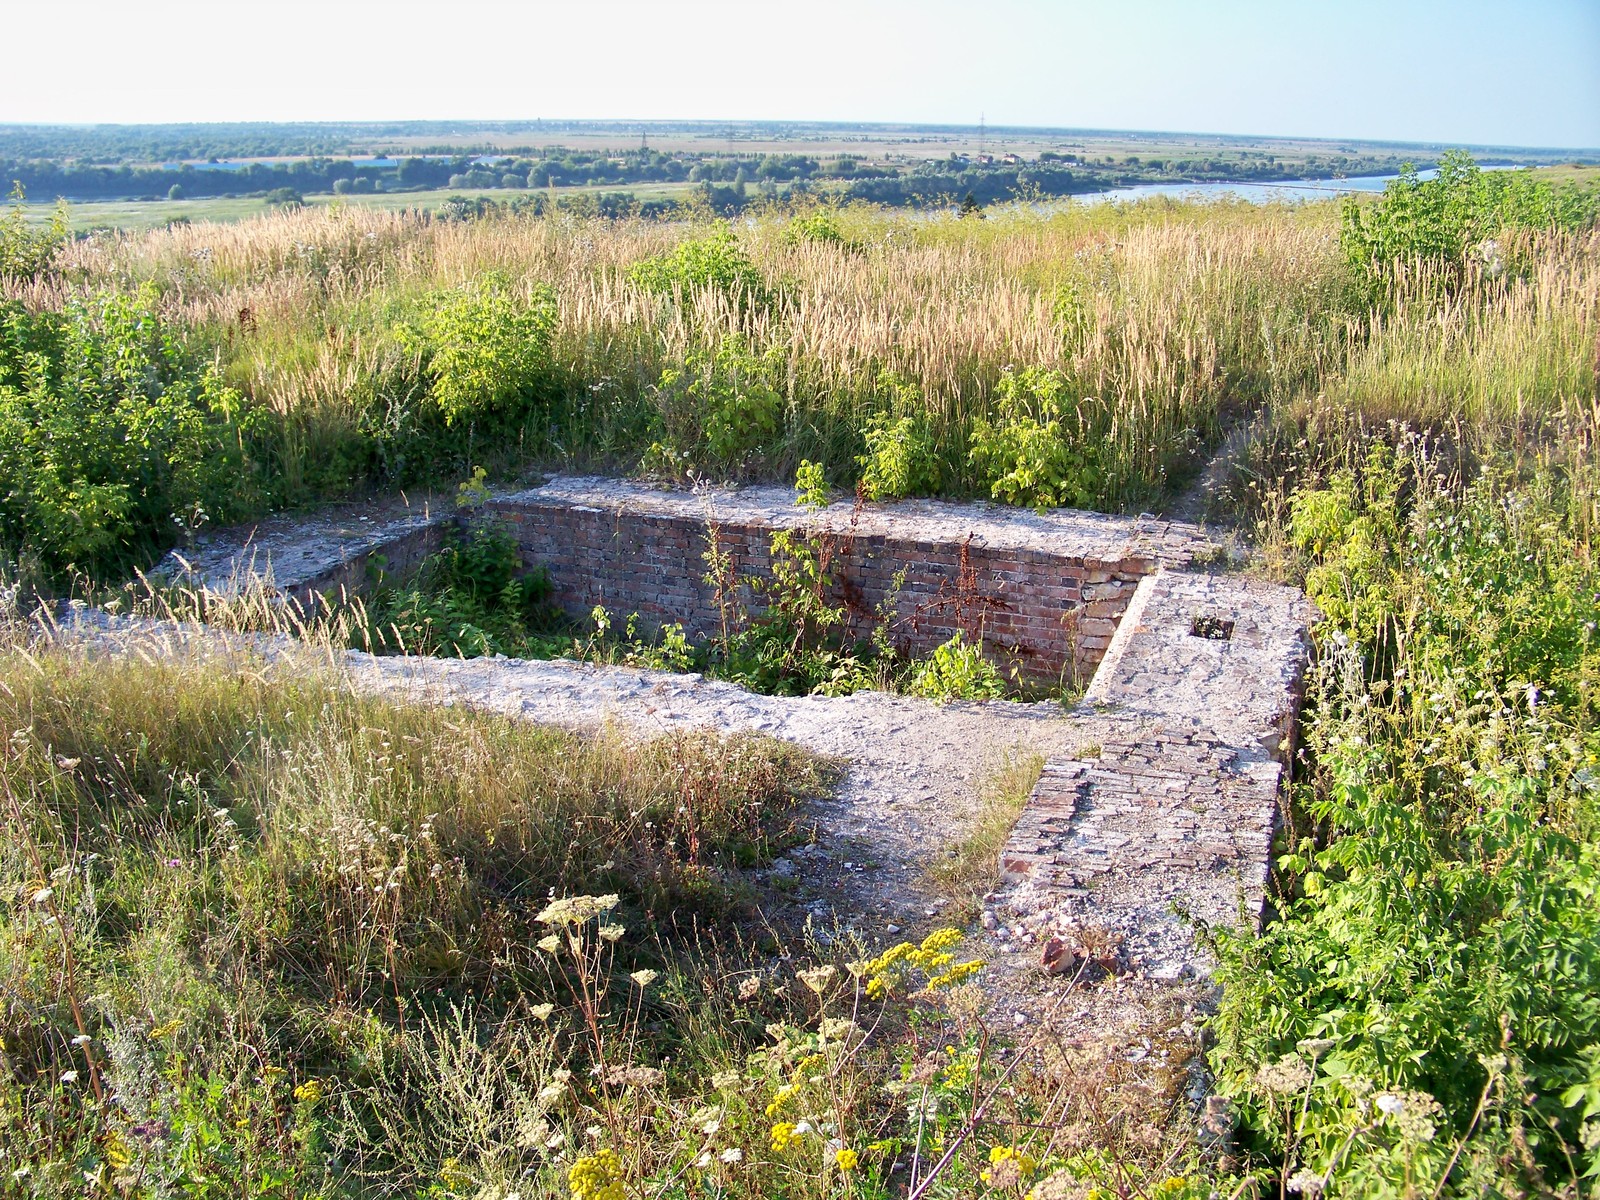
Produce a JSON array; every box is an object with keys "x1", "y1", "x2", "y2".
[
  {"x1": 60, "y1": 1070, "x2": 79, "y2": 1084},
  {"x1": 1287, "y1": 1168, "x2": 1325, "y2": 1195},
  {"x1": 630, "y1": 969, "x2": 658, "y2": 988},
  {"x1": 30, "y1": 888, "x2": 53, "y2": 905},
  {"x1": 719, "y1": 1148, "x2": 743, "y2": 1164},
  {"x1": 696, "y1": 1153, "x2": 712, "y2": 1168},
  {"x1": 71, "y1": 1035, "x2": 91, "y2": 1047},
  {"x1": 1376, "y1": 1093, "x2": 1405, "y2": 1116}
]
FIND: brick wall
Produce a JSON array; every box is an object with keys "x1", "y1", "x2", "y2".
[{"x1": 488, "y1": 491, "x2": 1168, "y2": 686}]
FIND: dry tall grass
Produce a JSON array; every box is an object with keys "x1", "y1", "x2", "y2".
[
  {"x1": 27, "y1": 200, "x2": 1359, "y2": 506},
  {"x1": 14, "y1": 194, "x2": 1595, "y2": 517}
]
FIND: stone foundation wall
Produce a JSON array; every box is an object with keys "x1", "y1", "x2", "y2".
[{"x1": 487, "y1": 478, "x2": 1217, "y2": 685}]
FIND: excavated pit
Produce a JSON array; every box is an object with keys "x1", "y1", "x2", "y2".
[{"x1": 158, "y1": 476, "x2": 1313, "y2": 1025}]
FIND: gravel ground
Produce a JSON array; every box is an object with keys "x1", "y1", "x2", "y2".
[
  {"x1": 347, "y1": 650, "x2": 1084, "y2": 932},
  {"x1": 49, "y1": 610, "x2": 1216, "y2": 1053}
]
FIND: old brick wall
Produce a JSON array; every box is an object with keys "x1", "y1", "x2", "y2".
[{"x1": 487, "y1": 479, "x2": 1212, "y2": 685}]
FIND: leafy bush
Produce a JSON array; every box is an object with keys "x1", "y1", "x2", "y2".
[
  {"x1": 0, "y1": 285, "x2": 262, "y2": 577},
  {"x1": 628, "y1": 225, "x2": 767, "y2": 305},
  {"x1": 1341, "y1": 151, "x2": 1597, "y2": 297},
  {"x1": 968, "y1": 366, "x2": 1103, "y2": 511},
  {"x1": 397, "y1": 274, "x2": 558, "y2": 426},
  {"x1": 905, "y1": 631, "x2": 1006, "y2": 702},
  {"x1": 649, "y1": 336, "x2": 787, "y2": 475},
  {"x1": 0, "y1": 183, "x2": 68, "y2": 280},
  {"x1": 780, "y1": 210, "x2": 848, "y2": 249},
  {"x1": 857, "y1": 411, "x2": 940, "y2": 500}
]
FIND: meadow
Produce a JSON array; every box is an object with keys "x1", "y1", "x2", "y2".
[{"x1": 1, "y1": 155, "x2": 1598, "y2": 1198}]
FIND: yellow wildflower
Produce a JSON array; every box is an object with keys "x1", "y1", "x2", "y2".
[
  {"x1": 981, "y1": 1145, "x2": 1038, "y2": 1188},
  {"x1": 567, "y1": 1147, "x2": 626, "y2": 1200},
  {"x1": 835, "y1": 1147, "x2": 860, "y2": 1171},
  {"x1": 769, "y1": 1121, "x2": 799, "y2": 1152},
  {"x1": 765, "y1": 1082, "x2": 799, "y2": 1116}
]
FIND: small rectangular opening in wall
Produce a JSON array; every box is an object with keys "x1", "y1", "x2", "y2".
[{"x1": 1189, "y1": 613, "x2": 1235, "y2": 641}]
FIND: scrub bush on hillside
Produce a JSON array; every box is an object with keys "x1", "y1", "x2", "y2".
[
  {"x1": 1214, "y1": 443, "x2": 1600, "y2": 1196},
  {"x1": 0, "y1": 285, "x2": 264, "y2": 577}
]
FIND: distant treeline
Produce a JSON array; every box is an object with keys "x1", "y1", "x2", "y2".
[
  {"x1": 7, "y1": 142, "x2": 1430, "y2": 208},
  {"x1": 3, "y1": 149, "x2": 901, "y2": 202}
]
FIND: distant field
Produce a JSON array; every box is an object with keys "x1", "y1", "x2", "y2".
[
  {"x1": 17, "y1": 160, "x2": 1594, "y2": 233},
  {"x1": 19, "y1": 181, "x2": 711, "y2": 230},
  {"x1": 1532, "y1": 163, "x2": 1600, "y2": 187}
]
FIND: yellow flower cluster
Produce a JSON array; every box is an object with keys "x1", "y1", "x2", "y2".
[
  {"x1": 765, "y1": 1082, "x2": 799, "y2": 1116},
  {"x1": 850, "y1": 928, "x2": 983, "y2": 998},
  {"x1": 292, "y1": 1078, "x2": 324, "y2": 1105},
  {"x1": 568, "y1": 1148, "x2": 626, "y2": 1200},
  {"x1": 835, "y1": 1147, "x2": 860, "y2": 1171},
  {"x1": 770, "y1": 1121, "x2": 800, "y2": 1152},
  {"x1": 981, "y1": 1145, "x2": 1038, "y2": 1188}
]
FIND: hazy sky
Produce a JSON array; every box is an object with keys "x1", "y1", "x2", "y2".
[{"x1": 5, "y1": 0, "x2": 1597, "y2": 148}]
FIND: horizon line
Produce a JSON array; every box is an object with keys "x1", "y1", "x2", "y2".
[{"x1": 1, "y1": 117, "x2": 1595, "y2": 158}]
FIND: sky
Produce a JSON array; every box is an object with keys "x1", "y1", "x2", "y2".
[{"x1": 3, "y1": 0, "x2": 1597, "y2": 149}]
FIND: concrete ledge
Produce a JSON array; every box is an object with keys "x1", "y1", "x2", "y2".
[{"x1": 998, "y1": 568, "x2": 1313, "y2": 949}]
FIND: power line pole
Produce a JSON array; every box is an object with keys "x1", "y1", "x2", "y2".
[{"x1": 978, "y1": 112, "x2": 986, "y2": 159}]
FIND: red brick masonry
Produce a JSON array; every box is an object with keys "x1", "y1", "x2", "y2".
[{"x1": 487, "y1": 477, "x2": 1220, "y2": 686}]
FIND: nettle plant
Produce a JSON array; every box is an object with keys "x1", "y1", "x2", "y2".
[
  {"x1": 857, "y1": 371, "x2": 942, "y2": 501},
  {"x1": 647, "y1": 336, "x2": 788, "y2": 478}
]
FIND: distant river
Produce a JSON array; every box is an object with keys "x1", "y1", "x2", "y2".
[{"x1": 1074, "y1": 165, "x2": 1522, "y2": 206}]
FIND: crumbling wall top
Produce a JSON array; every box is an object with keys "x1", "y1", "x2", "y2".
[{"x1": 494, "y1": 476, "x2": 1223, "y2": 569}]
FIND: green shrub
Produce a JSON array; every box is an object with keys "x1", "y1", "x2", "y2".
[
  {"x1": 398, "y1": 274, "x2": 558, "y2": 426},
  {"x1": 0, "y1": 285, "x2": 262, "y2": 577},
  {"x1": 628, "y1": 225, "x2": 767, "y2": 305},
  {"x1": 1341, "y1": 151, "x2": 1597, "y2": 297},
  {"x1": 0, "y1": 183, "x2": 68, "y2": 280},
  {"x1": 968, "y1": 366, "x2": 1102, "y2": 511},
  {"x1": 905, "y1": 631, "x2": 1006, "y2": 702},
  {"x1": 649, "y1": 336, "x2": 787, "y2": 475},
  {"x1": 781, "y1": 210, "x2": 848, "y2": 249},
  {"x1": 858, "y1": 411, "x2": 940, "y2": 500}
]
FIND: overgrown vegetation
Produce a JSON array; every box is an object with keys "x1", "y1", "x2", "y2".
[
  {"x1": 1202, "y1": 161, "x2": 1600, "y2": 1197},
  {"x1": 1, "y1": 157, "x2": 1592, "y2": 586},
  {"x1": 0, "y1": 639, "x2": 1211, "y2": 1197},
  {"x1": 2, "y1": 156, "x2": 1600, "y2": 1196}
]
